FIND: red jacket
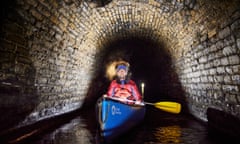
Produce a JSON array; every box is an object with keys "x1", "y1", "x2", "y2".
[{"x1": 107, "y1": 80, "x2": 142, "y2": 101}]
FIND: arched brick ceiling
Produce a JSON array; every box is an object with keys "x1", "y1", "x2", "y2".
[{"x1": 76, "y1": 0, "x2": 239, "y2": 61}]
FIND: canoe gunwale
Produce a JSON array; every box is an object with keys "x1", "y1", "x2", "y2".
[{"x1": 102, "y1": 96, "x2": 145, "y2": 107}]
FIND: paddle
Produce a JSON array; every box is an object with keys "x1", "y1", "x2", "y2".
[
  {"x1": 103, "y1": 96, "x2": 181, "y2": 114},
  {"x1": 139, "y1": 82, "x2": 180, "y2": 114},
  {"x1": 144, "y1": 101, "x2": 181, "y2": 114}
]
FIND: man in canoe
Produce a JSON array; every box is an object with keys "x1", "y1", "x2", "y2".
[{"x1": 104, "y1": 61, "x2": 143, "y2": 104}]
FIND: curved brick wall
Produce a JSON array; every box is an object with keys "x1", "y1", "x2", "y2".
[{"x1": 0, "y1": 0, "x2": 239, "y2": 134}]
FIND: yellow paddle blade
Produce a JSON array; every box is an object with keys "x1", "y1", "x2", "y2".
[{"x1": 154, "y1": 101, "x2": 181, "y2": 114}]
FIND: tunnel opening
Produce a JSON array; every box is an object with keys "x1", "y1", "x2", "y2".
[{"x1": 83, "y1": 37, "x2": 187, "y2": 113}]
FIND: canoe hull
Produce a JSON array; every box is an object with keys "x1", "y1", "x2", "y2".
[{"x1": 96, "y1": 97, "x2": 145, "y2": 142}]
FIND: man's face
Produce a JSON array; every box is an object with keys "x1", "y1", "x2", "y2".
[{"x1": 117, "y1": 69, "x2": 127, "y2": 79}]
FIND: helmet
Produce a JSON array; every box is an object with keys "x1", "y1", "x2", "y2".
[{"x1": 116, "y1": 61, "x2": 130, "y2": 72}]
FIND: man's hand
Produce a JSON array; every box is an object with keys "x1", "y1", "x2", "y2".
[{"x1": 103, "y1": 94, "x2": 108, "y2": 97}]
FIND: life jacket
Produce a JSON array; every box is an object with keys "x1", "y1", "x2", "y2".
[{"x1": 107, "y1": 79, "x2": 142, "y2": 101}]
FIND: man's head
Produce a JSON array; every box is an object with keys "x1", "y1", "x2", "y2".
[
  {"x1": 116, "y1": 64, "x2": 128, "y2": 72},
  {"x1": 115, "y1": 62, "x2": 129, "y2": 80}
]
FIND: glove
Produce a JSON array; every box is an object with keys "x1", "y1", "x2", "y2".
[{"x1": 127, "y1": 96, "x2": 135, "y2": 101}]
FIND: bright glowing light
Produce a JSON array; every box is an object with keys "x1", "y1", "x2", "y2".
[
  {"x1": 105, "y1": 61, "x2": 118, "y2": 80},
  {"x1": 141, "y1": 82, "x2": 145, "y2": 98},
  {"x1": 141, "y1": 83, "x2": 145, "y2": 88},
  {"x1": 105, "y1": 60, "x2": 129, "y2": 81}
]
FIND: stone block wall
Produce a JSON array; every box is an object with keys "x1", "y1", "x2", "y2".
[
  {"x1": 174, "y1": 1, "x2": 240, "y2": 121},
  {"x1": 16, "y1": 0, "x2": 97, "y2": 126},
  {"x1": 0, "y1": 0, "x2": 95, "y2": 132},
  {"x1": 0, "y1": 1, "x2": 38, "y2": 131}
]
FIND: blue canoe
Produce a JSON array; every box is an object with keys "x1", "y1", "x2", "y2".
[{"x1": 96, "y1": 97, "x2": 146, "y2": 143}]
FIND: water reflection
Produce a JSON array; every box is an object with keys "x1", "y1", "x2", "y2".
[
  {"x1": 21, "y1": 107, "x2": 234, "y2": 144},
  {"x1": 154, "y1": 125, "x2": 181, "y2": 143},
  {"x1": 31, "y1": 118, "x2": 94, "y2": 144}
]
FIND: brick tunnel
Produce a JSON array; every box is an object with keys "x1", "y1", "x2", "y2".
[{"x1": 0, "y1": 0, "x2": 240, "y2": 141}]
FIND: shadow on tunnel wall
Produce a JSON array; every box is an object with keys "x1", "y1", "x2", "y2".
[
  {"x1": 0, "y1": 0, "x2": 39, "y2": 136},
  {"x1": 82, "y1": 36, "x2": 189, "y2": 114},
  {"x1": 0, "y1": 63, "x2": 38, "y2": 135},
  {"x1": 207, "y1": 108, "x2": 240, "y2": 140}
]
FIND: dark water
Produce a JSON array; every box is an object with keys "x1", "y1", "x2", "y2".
[{"x1": 15, "y1": 106, "x2": 237, "y2": 144}]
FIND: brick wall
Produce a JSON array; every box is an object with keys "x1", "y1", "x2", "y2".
[{"x1": 174, "y1": 1, "x2": 240, "y2": 121}]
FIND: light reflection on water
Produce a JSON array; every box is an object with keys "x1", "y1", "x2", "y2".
[
  {"x1": 154, "y1": 126, "x2": 181, "y2": 143},
  {"x1": 24, "y1": 107, "x2": 231, "y2": 144}
]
